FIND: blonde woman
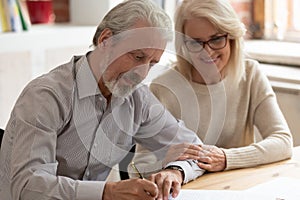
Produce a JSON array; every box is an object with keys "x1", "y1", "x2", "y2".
[{"x1": 132, "y1": 0, "x2": 293, "y2": 178}]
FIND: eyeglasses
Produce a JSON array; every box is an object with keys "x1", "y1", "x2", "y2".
[{"x1": 184, "y1": 34, "x2": 228, "y2": 52}]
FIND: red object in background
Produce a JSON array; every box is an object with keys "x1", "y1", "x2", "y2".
[{"x1": 26, "y1": 0, "x2": 55, "y2": 24}]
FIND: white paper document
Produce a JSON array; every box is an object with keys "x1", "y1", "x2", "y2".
[
  {"x1": 172, "y1": 177, "x2": 300, "y2": 200},
  {"x1": 171, "y1": 189, "x2": 273, "y2": 200},
  {"x1": 245, "y1": 177, "x2": 300, "y2": 200}
]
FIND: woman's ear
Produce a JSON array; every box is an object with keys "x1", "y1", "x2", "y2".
[{"x1": 98, "y1": 28, "x2": 113, "y2": 46}]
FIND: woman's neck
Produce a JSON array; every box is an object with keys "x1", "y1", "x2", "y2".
[{"x1": 191, "y1": 67, "x2": 224, "y2": 85}]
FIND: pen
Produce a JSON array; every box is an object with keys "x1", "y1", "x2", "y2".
[
  {"x1": 130, "y1": 161, "x2": 144, "y2": 179},
  {"x1": 131, "y1": 161, "x2": 152, "y2": 196}
]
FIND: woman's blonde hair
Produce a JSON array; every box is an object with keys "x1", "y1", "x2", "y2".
[{"x1": 174, "y1": 0, "x2": 246, "y2": 84}]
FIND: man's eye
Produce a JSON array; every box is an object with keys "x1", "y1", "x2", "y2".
[
  {"x1": 134, "y1": 55, "x2": 144, "y2": 61},
  {"x1": 130, "y1": 52, "x2": 144, "y2": 61},
  {"x1": 189, "y1": 40, "x2": 202, "y2": 46}
]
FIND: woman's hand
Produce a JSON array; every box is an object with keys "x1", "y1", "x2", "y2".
[
  {"x1": 163, "y1": 143, "x2": 202, "y2": 167},
  {"x1": 197, "y1": 144, "x2": 226, "y2": 172},
  {"x1": 163, "y1": 143, "x2": 226, "y2": 172}
]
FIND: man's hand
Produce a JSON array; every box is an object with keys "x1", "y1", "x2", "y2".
[
  {"x1": 103, "y1": 178, "x2": 158, "y2": 200},
  {"x1": 149, "y1": 169, "x2": 183, "y2": 200}
]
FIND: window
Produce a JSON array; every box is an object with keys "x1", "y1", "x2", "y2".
[
  {"x1": 286, "y1": 0, "x2": 300, "y2": 40},
  {"x1": 262, "y1": 0, "x2": 300, "y2": 41}
]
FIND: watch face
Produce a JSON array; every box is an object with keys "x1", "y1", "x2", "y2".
[{"x1": 169, "y1": 166, "x2": 183, "y2": 171}]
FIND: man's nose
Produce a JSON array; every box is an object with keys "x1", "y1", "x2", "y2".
[{"x1": 133, "y1": 64, "x2": 150, "y2": 79}]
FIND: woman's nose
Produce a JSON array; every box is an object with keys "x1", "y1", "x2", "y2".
[{"x1": 203, "y1": 43, "x2": 214, "y2": 54}]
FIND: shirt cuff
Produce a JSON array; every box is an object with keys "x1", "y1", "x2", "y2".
[
  {"x1": 165, "y1": 160, "x2": 205, "y2": 184},
  {"x1": 76, "y1": 180, "x2": 105, "y2": 200}
]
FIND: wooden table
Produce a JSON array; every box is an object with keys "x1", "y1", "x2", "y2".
[{"x1": 183, "y1": 146, "x2": 300, "y2": 190}]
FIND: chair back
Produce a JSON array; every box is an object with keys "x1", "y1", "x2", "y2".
[
  {"x1": 119, "y1": 145, "x2": 136, "y2": 180},
  {"x1": 0, "y1": 128, "x2": 4, "y2": 148}
]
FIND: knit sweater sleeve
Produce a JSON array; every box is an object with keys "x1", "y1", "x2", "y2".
[{"x1": 223, "y1": 60, "x2": 293, "y2": 170}]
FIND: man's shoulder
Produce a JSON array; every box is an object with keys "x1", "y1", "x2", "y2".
[{"x1": 23, "y1": 58, "x2": 75, "y2": 99}]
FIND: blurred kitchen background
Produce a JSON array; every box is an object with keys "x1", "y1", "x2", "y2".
[{"x1": 0, "y1": 0, "x2": 299, "y2": 145}]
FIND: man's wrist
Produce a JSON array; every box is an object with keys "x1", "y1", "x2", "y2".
[{"x1": 102, "y1": 182, "x2": 115, "y2": 200}]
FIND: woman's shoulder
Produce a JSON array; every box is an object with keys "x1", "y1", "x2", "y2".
[
  {"x1": 242, "y1": 58, "x2": 273, "y2": 91},
  {"x1": 243, "y1": 58, "x2": 265, "y2": 78},
  {"x1": 244, "y1": 58, "x2": 260, "y2": 71}
]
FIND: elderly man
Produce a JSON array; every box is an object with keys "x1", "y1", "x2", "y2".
[{"x1": 0, "y1": 0, "x2": 204, "y2": 199}]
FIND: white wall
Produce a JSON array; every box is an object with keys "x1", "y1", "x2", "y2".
[{"x1": 0, "y1": 25, "x2": 95, "y2": 128}]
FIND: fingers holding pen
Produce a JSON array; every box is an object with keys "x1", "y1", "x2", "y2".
[
  {"x1": 149, "y1": 173, "x2": 165, "y2": 200},
  {"x1": 149, "y1": 169, "x2": 182, "y2": 200},
  {"x1": 141, "y1": 179, "x2": 159, "y2": 198},
  {"x1": 104, "y1": 179, "x2": 158, "y2": 200}
]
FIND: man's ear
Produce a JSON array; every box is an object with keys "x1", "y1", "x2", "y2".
[{"x1": 98, "y1": 28, "x2": 113, "y2": 46}]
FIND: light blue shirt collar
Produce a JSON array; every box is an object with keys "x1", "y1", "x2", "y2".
[{"x1": 75, "y1": 54, "x2": 102, "y2": 99}]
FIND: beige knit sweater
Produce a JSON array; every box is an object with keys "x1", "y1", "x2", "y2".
[{"x1": 132, "y1": 59, "x2": 293, "y2": 174}]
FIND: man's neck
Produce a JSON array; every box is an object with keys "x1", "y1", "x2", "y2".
[{"x1": 98, "y1": 77, "x2": 112, "y2": 103}]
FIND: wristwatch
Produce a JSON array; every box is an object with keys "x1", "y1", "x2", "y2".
[{"x1": 165, "y1": 165, "x2": 185, "y2": 184}]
